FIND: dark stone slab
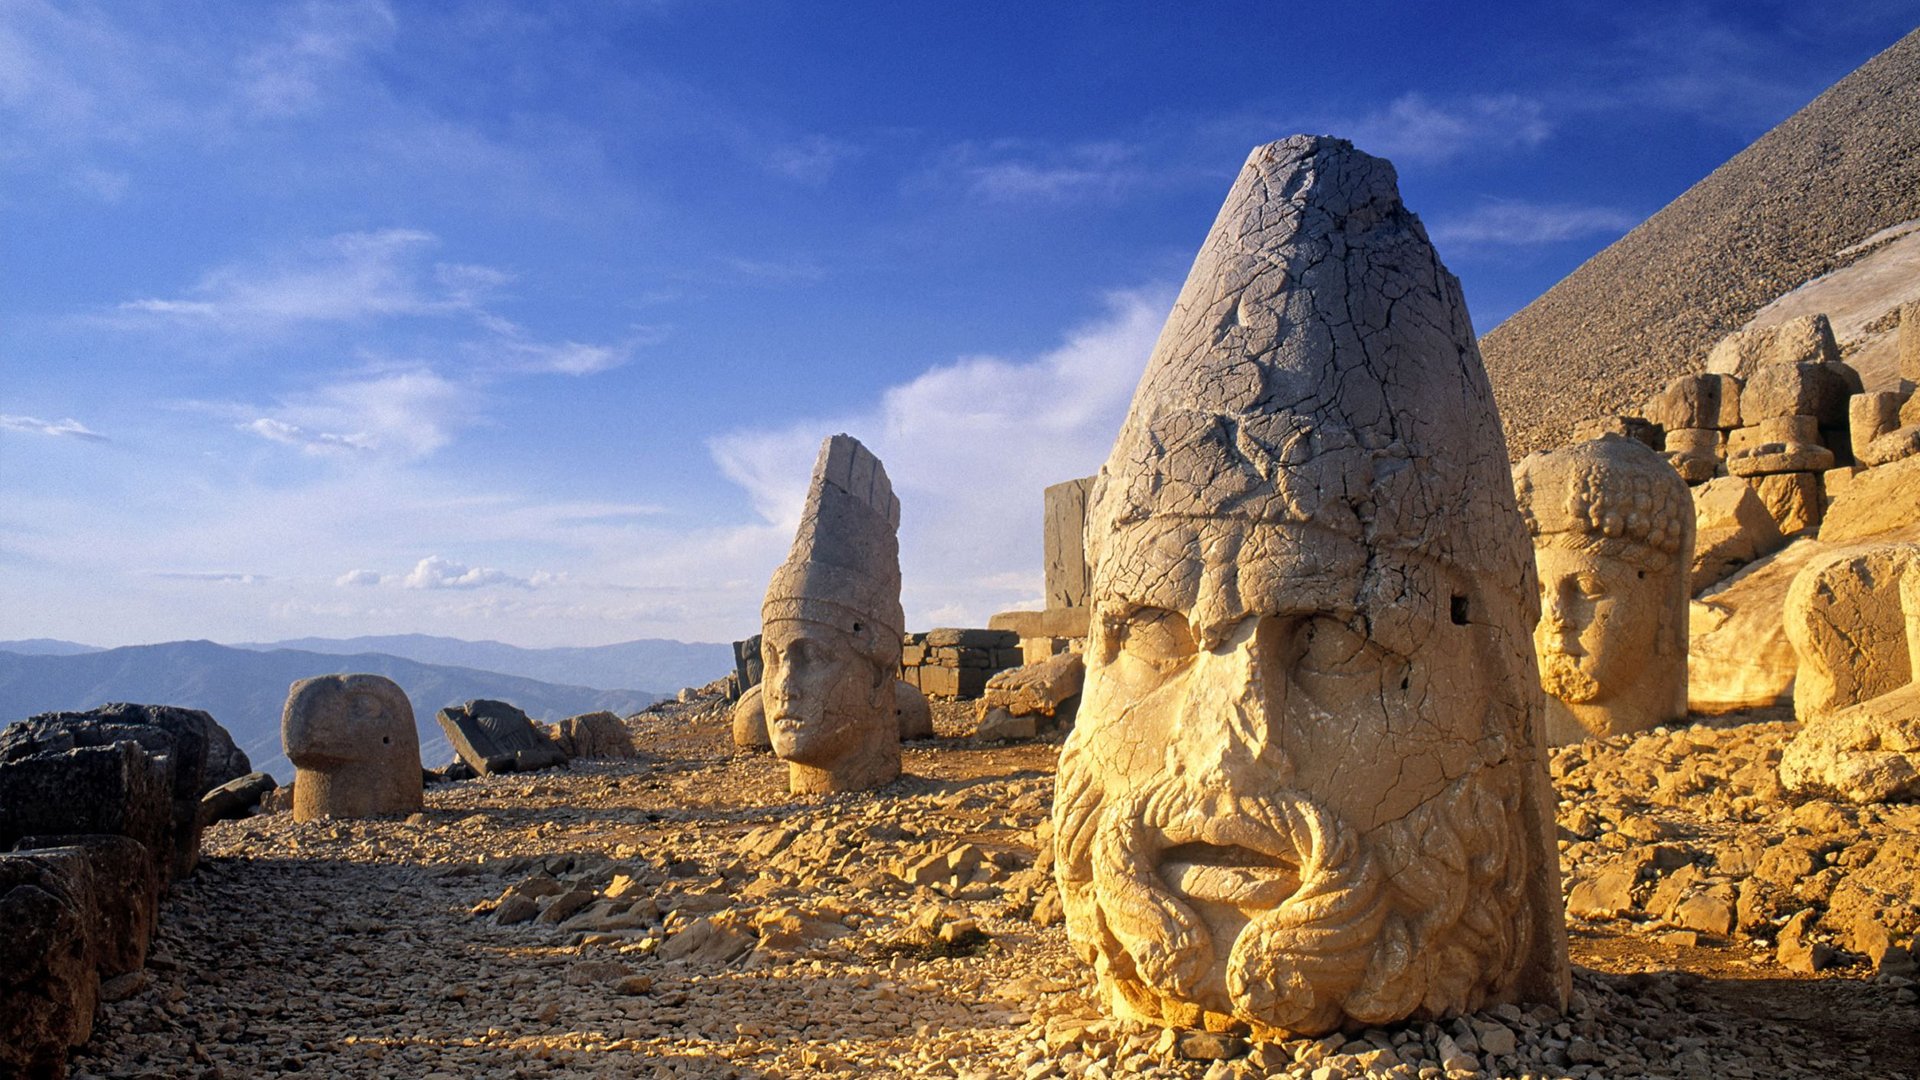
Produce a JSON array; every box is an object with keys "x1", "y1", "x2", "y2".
[
  {"x1": 0, "y1": 742, "x2": 174, "y2": 885},
  {"x1": 197, "y1": 771, "x2": 278, "y2": 827},
  {"x1": 731, "y1": 634, "x2": 764, "y2": 699},
  {"x1": 0, "y1": 848, "x2": 100, "y2": 1077},
  {"x1": 13, "y1": 835, "x2": 159, "y2": 978},
  {"x1": 435, "y1": 700, "x2": 567, "y2": 776}
]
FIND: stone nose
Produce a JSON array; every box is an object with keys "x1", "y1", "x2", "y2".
[{"x1": 1170, "y1": 617, "x2": 1289, "y2": 792}]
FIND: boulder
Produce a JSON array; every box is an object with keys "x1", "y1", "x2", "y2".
[
  {"x1": 895, "y1": 681, "x2": 934, "y2": 740},
  {"x1": 1822, "y1": 453, "x2": 1920, "y2": 544},
  {"x1": 436, "y1": 698, "x2": 567, "y2": 777},
  {"x1": 0, "y1": 740, "x2": 176, "y2": 883},
  {"x1": 1737, "y1": 362, "x2": 1853, "y2": 427},
  {"x1": 0, "y1": 848, "x2": 100, "y2": 1077},
  {"x1": 550, "y1": 711, "x2": 639, "y2": 760},
  {"x1": 1645, "y1": 373, "x2": 1743, "y2": 431},
  {"x1": 730, "y1": 684, "x2": 771, "y2": 750},
  {"x1": 977, "y1": 652, "x2": 1085, "y2": 724},
  {"x1": 1745, "y1": 471, "x2": 1824, "y2": 535},
  {"x1": 198, "y1": 771, "x2": 278, "y2": 826},
  {"x1": 1779, "y1": 683, "x2": 1920, "y2": 802},
  {"x1": 1689, "y1": 477, "x2": 1785, "y2": 594},
  {"x1": 1783, "y1": 543, "x2": 1920, "y2": 720},
  {"x1": 1705, "y1": 314, "x2": 1841, "y2": 380},
  {"x1": 1569, "y1": 414, "x2": 1662, "y2": 450},
  {"x1": 1688, "y1": 538, "x2": 1826, "y2": 713},
  {"x1": 1, "y1": 703, "x2": 228, "y2": 879}
]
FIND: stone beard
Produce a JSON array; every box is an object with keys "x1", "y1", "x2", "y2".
[
  {"x1": 1514, "y1": 438, "x2": 1691, "y2": 743},
  {"x1": 1053, "y1": 512, "x2": 1544, "y2": 1037},
  {"x1": 760, "y1": 610, "x2": 900, "y2": 793}
]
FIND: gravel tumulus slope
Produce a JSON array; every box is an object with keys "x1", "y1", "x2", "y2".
[{"x1": 1478, "y1": 25, "x2": 1920, "y2": 459}]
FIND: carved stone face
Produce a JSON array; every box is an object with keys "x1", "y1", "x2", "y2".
[
  {"x1": 1056, "y1": 518, "x2": 1528, "y2": 1036},
  {"x1": 1534, "y1": 545, "x2": 1654, "y2": 705},
  {"x1": 761, "y1": 618, "x2": 886, "y2": 768}
]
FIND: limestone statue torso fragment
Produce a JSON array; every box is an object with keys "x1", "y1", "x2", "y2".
[{"x1": 1050, "y1": 135, "x2": 1569, "y2": 1038}]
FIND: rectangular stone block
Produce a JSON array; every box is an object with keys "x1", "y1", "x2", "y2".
[
  {"x1": 921, "y1": 627, "x2": 1019, "y2": 649},
  {"x1": 900, "y1": 644, "x2": 926, "y2": 667},
  {"x1": 988, "y1": 607, "x2": 1091, "y2": 639},
  {"x1": 918, "y1": 665, "x2": 989, "y2": 699},
  {"x1": 1021, "y1": 636, "x2": 1075, "y2": 665},
  {"x1": 1647, "y1": 374, "x2": 1742, "y2": 431},
  {"x1": 1663, "y1": 427, "x2": 1724, "y2": 457},
  {"x1": 1043, "y1": 477, "x2": 1095, "y2": 610},
  {"x1": 1728, "y1": 415, "x2": 1819, "y2": 455},
  {"x1": 0, "y1": 848, "x2": 100, "y2": 1075},
  {"x1": 1824, "y1": 466, "x2": 1861, "y2": 500},
  {"x1": 1738, "y1": 363, "x2": 1852, "y2": 426},
  {"x1": 0, "y1": 744, "x2": 174, "y2": 881},
  {"x1": 990, "y1": 647, "x2": 1024, "y2": 671},
  {"x1": 900, "y1": 666, "x2": 921, "y2": 690},
  {"x1": 1748, "y1": 471, "x2": 1824, "y2": 536},
  {"x1": 731, "y1": 635, "x2": 763, "y2": 696}
]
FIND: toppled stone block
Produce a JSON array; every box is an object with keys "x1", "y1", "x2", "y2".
[
  {"x1": 1690, "y1": 477, "x2": 1786, "y2": 594},
  {"x1": 1822, "y1": 454, "x2": 1920, "y2": 544},
  {"x1": 1784, "y1": 543, "x2": 1920, "y2": 719},
  {"x1": 1738, "y1": 362, "x2": 1852, "y2": 426},
  {"x1": 1705, "y1": 314, "x2": 1841, "y2": 380},
  {"x1": 437, "y1": 698, "x2": 567, "y2": 778},
  {"x1": 550, "y1": 711, "x2": 639, "y2": 760},
  {"x1": 978, "y1": 652, "x2": 1085, "y2": 722},
  {"x1": 0, "y1": 848, "x2": 100, "y2": 1078},
  {"x1": 11, "y1": 835, "x2": 159, "y2": 979},
  {"x1": 1645, "y1": 373, "x2": 1742, "y2": 431},
  {"x1": 1851, "y1": 391, "x2": 1906, "y2": 460},
  {"x1": 2, "y1": 703, "x2": 231, "y2": 879},
  {"x1": 922, "y1": 627, "x2": 1019, "y2": 650},
  {"x1": 974, "y1": 708, "x2": 1038, "y2": 742},
  {"x1": 730, "y1": 635, "x2": 763, "y2": 701},
  {"x1": 0, "y1": 740, "x2": 174, "y2": 884},
  {"x1": 288, "y1": 675, "x2": 426, "y2": 820},
  {"x1": 199, "y1": 771, "x2": 278, "y2": 826},
  {"x1": 1745, "y1": 471, "x2": 1824, "y2": 535}
]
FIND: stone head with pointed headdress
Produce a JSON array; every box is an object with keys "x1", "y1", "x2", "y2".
[
  {"x1": 759, "y1": 433, "x2": 909, "y2": 793},
  {"x1": 1052, "y1": 136, "x2": 1569, "y2": 1037}
]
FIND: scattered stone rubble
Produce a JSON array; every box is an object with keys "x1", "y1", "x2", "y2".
[
  {"x1": 900, "y1": 628, "x2": 1022, "y2": 700},
  {"x1": 53, "y1": 690, "x2": 1920, "y2": 1080}
]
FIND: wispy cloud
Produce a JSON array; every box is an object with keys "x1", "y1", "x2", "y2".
[
  {"x1": 1337, "y1": 93, "x2": 1551, "y2": 164},
  {"x1": 237, "y1": 369, "x2": 471, "y2": 459},
  {"x1": 933, "y1": 139, "x2": 1152, "y2": 204},
  {"x1": 336, "y1": 568, "x2": 382, "y2": 586},
  {"x1": 120, "y1": 229, "x2": 458, "y2": 329},
  {"x1": 237, "y1": 0, "x2": 397, "y2": 119},
  {"x1": 1428, "y1": 200, "x2": 1640, "y2": 250},
  {"x1": 152, "y1": 571, "x2": 267, "y2": 584},
  {"x1": 764, "y1": 135, "x2": 859, "y2": 184},
  {"x1": 710, "y1": 287, "x2": 1171, "y2": 621},
  {"x1": 0, "y1": 414, "x2": 108, "y2": 441}
]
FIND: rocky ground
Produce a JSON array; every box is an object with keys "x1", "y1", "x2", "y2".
[{"x1": 68, "y1": 692, "x2": 1918, "y2": 1080}]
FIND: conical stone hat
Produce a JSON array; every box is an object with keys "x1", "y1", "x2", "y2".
[
  {"x1": 763, "y1": 433, "x2": 904, "y2": 669},
  {"x1": 1089, "y1": 135, "x2": 1534, "y2": 637}
]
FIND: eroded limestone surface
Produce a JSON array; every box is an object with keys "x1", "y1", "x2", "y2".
[
  {"x1": 1514, "y1": 436, "x2": 1693, "y2": 742},
  {"x1": 282, "y1": 674, "x2": 423, "y2": 823},
  {"x1": 1052, "y1": 136, "x2": 1568, "y2": 1038},
  {"x1": 759, "y1": 434, "x2": 916, "y2": 794}
]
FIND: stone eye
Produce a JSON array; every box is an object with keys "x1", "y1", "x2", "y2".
[
  {"x1": 1295, "y1": 616, "x2": 1375, "y2": 676},
  {"x1": 1118, "y1": 607, "x2": 1196, "y2": 666}
]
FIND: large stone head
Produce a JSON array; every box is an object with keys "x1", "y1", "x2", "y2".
[
  {"x1": 1513, "y1": 435, "x2": 1693, "y2": 741},
  {"x1": 282, "y1": 673, "x2": 422, "y2": 822},
  {"x1": 1053, "y1": 136, "x2": 1567, "y2": 1038},
  {"x1": 761, "y1": 434, "x2": 906, "y2": 793}
]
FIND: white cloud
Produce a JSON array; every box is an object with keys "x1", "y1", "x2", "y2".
[
  {"x1": 236, "y1": 369, "x2": 469, "y2": 459},
  {"x1": 710, "y1": 287, "x2": 1171, "y2": 625},
  {"x1": 1428, "y1": 200, "x2": 1641, "y2": 250},
  {"x1": 0, "y1": 413, "x2": 108, "y2": 441},
  {"x1": 120, "y1": 229, "x2": 451, "y2": 329},
  {"x1": 1338, "y1": 93, "x2": 1551, "y2": 164},
  {"x1": 403, "y1": 555, "x2": 535, "y2": 590},
  {"x1": 336, "y1": 569, "x2": 382, "y2": 586}
]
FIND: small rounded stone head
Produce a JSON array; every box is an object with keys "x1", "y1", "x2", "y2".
[
  {"x1": 1513, "y1": 435, "x2": 1693, "y2": 741},
  {"x1": 282, "y1": 673, "x2": 422, "y2": 822}
]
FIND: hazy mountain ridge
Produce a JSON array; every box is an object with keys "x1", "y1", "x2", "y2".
[
  {"x1": 233, "y1": 634, "x2": 733, "y2": 695},
  {"x1": 0, "y1": 641, "x2": 663, "y2": 782}
]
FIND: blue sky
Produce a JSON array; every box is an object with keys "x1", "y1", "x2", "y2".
[{"x1": 3, "y1": 1, "x2": 1916, "y2": 648}]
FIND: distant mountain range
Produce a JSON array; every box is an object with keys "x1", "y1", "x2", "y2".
[
  {"x1": 0, "y1": 638, "x2": 718, "y2": 781},
  {"x1": 230, "y1": 634, "x2": 732, "y2": 694}
]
